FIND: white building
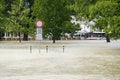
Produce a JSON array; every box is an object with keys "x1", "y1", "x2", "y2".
[
  {"x1": 71, "y1": 15, "x2": 93, "y2": 34},
  {"x1": 71, "y1": 15, "x2": 105, "y2": 39}
]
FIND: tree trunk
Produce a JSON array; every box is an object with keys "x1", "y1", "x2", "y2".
[
  {"x1": 18, "y1": 32, "x2": 21, "y2": 43},
  {"x1": 23, "y1": 33, "x2": 28, "y2": 41},
  {"x1": 106, "y1": 34, "x2": 110, "y2": 43},
  {"x1": 52, "y1": 38, "x2": 56, "y2": 43}
]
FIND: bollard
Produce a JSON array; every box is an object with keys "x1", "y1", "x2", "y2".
[
  {"x1": 46, "y1": 46, "x2": 48, "y2": 53},
  {"x1": 63, "y1": 46, "x2": 64, "y2": 53},
  {"x1": 39, "y1": 46, "x2": 40, "y2": 53},
  {"x1": 30, "y1": 46, "x2": 32, "y2": 53}
]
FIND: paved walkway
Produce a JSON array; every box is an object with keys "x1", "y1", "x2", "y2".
[{"x1": 0, "y1": 40, "x2": 120, "y2": 80}]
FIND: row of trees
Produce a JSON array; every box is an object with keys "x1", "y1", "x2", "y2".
[
  {"x1": 0, "y1": 0, "x2": 79, "y2": 43},
  {"x1": 0, "y1": 0, "x2": 120, "y2": 43}
]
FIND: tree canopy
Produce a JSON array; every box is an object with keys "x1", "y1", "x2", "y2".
[
  {"x1": 0, "y1": 0, "x2": 120, "y2": 42},
  {"x1": 0, "y1": 0, "x2": 78, "y2": 43},
  {"x1": 32, "y1": 0, "x2": 78, "y2": 43},
  {"x1": 0, "y1": 0, "x2": 35, "y2": 41},
  {"x1": 0, "y1": 0, "x2": 7, "y2": 39},
  {"x1": 89, "y1": 0, "x2": 120, "y2": 41},
  {"x1": 73, "y1": 0, "x2": 120, "y2": 42}
]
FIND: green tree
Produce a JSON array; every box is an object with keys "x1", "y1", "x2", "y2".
[
  {"x1": 109, "y1": 16, "x2": 120, "y2": 39},
  {"x1": 5, "y1": 0, "x2": 34, "y2": 42},
  {"x1": 89, "y1": 0, "x2": 119, "y2": 42},
  {"x1": 32, "y1": 0, "x2": 76, "y2": 43},
  {"x1": 74, "y1": 0, "x2": 120, "y2": 42},
  {"x1": 6, "y1": 0, "x2": 24, "y2": 42},
  {"x1": 22, "y1": 0, "x2": 34, "y2": 41},
  {"x1": 0, "y1": 0, "x2": 6, "y2": 40}
]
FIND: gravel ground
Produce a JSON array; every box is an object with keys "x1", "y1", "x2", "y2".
[{"x1": 0, "y1": 40, "x2": 120, "y2": 80}]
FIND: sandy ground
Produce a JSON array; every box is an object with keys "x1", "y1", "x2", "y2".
[{"x1": 0, "y1": 40, "x2": 120, "y2": 80}]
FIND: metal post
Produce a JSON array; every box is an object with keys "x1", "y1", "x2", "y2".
[
  {"x1": 30, "y1": 46, "x2": 32, "y2": 53},
  {"x1": 39, "y1": 45, "x2": 40, "y2": 53},
  {"x1": 63, "y1": 46, "x2": 64, "y2": 53},
  {"x1": 46, "y1": 46, "x2": 48, "y2": 53}
]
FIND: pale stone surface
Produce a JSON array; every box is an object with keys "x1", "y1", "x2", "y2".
[{"x1": 0, "y1": 40, "x2": 120, "y2": 80}]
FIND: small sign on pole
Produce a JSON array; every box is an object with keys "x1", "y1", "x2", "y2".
[
  {"x1": 36, "y1": 20, "x2": 44, "y2": 28},
  {"x1": 36, "y1": 20, "x2": 44, "y2": 40},
  {"x1": 35, "y1": 20, "x2": 44, "y2": 53}
]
